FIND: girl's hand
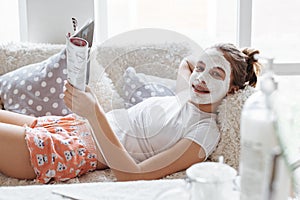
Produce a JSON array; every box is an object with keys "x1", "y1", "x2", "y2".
[
  {"x1": 63, "y1": 82, "x2": 98, "y2": 118},
  {"x1": 176, "y1": 56, "x2": 196, "y2": 94},
  {"x1": 184, "y1": 56, "x2": 197, "y2": 72}
]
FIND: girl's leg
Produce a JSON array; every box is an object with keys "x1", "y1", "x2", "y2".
[
  {"x1": 0, "y1": 122, "x2": 36, "y2": 180},
  {"x1": 0, "y1": 110, "x2": 36, "y2": 127}
]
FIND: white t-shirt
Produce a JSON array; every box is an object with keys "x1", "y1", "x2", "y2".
[{"x1": 106, "y1": 96, "x2": 220, "y2": 162}]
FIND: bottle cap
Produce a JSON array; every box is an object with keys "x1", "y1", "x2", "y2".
[{"x1": 260, "y1": 58, "x2": 278, "y2": 96}]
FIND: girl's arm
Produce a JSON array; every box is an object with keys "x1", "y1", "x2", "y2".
[
  {"x1": 89, "y1": 104, "x2": 205, "y2": 181},
  {"x1": 114, "y1": 138, "x2": 205, "y2": 181},
  {"x1": 176, "y1": 57, "x2": 195, "y2": 94},
  {"x1": 64, "y1": 82, "x2": 205, "y2": 181}
]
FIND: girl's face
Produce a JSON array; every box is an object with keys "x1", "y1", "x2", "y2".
[{"x1": 189, "y1": 48, "x2": 231, "y2": 104}]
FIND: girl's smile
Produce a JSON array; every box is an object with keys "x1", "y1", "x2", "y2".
[{"x1": 192, "y1": 83, "x2": 210, "y2": 94}]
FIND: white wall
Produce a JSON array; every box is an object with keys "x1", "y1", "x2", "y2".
[
  {"x1": 19, "y1": 0, "x2": 94, "y2": 44},
  {"x1": 0, "y1": 0, "x2": 19, "y2": 43}
]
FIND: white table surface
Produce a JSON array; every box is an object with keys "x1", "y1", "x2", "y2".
[{"x1": 0, "y1": 179, "x2": 240, "y2": 200}]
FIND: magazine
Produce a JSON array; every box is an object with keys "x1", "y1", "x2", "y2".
[
  {"x1": 73, "y1": 18, "x2": 94, "y2": 48},
  {"x1": 66, "y1": 19, "x2": 94, "y2": 91}
]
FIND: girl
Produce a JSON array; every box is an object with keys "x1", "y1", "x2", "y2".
[{"x1": 0, "y1": 43, "x2": 261, "y2": 183}]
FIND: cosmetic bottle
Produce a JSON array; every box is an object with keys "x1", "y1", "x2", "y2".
[{"x1": 239, "y1": 58, "x2": 290, "y2": 200}]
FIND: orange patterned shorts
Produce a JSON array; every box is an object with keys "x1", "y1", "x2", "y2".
[{"x1": 24, "y1": 114, "x2": 97, "y2": 183}]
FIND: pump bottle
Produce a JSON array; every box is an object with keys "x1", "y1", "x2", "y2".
[{"x1": 239, "y1": 58, "x2": 290, "y2": 200}]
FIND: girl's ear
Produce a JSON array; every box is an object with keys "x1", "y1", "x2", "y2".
[{"x1": 227, "y1": 85, "x2": 239, "y2": 94}]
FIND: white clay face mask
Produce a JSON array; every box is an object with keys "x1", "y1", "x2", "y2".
[{"x1": 189, "y1": 48, "x2": 231, "y2": 104}]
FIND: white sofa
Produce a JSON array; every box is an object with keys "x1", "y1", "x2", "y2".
[{"x1": 0, "y1": 36, "x2": 255, "y2": 186}]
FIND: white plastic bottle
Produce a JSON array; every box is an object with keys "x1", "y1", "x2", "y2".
[{"x1": 239, "y1": 58, "x2": 290, "y2": 200}]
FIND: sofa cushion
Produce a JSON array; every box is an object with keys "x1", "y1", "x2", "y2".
[
  {"x1": 122, "y1": 66, "x2": 176, "y2": 108},
  {"x1": 0, "y1": 49, "x2": 71, "y2": 116}
]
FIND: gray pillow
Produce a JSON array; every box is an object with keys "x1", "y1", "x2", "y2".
[
  {"x1": 0, "y1": 49, "x2": 71, "y2": 116},
  {"x1": 122, "y1": 67, "x2": 176, "y2": 108}
]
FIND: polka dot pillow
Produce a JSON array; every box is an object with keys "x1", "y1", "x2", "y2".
[
  {"x1": 0, "y1": 49, "x2": 71, "y2": 116},
  {"x1": 122, "y1": 67, "x2": 176, "y2": 108}
]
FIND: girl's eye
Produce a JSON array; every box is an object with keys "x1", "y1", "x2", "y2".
[
  {"x1": 209, "y1": 68, "x2": 225, "y2": 80},
  {"x1": 195, "y1": 61, "x2": 205, "y2": 72},
  {"x1": 210, "y1": 71, "x2": 221, "y2": 78},
  {"x1": 195, "y1": 65, "x2": 205, "y2": 72}
]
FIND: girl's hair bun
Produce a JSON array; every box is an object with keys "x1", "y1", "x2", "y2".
[
  {"x1": 242, "y1": 48, "x2": 261, "y2": 87},
  {"x1": 242, "y1": 48, "x2": 260, "y2": 65}
]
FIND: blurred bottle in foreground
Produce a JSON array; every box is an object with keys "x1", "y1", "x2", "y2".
[{"x1": 239, "y1": 57, "x2": 291, "y2": 200}]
